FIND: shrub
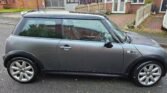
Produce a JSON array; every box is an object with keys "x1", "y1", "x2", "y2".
[
  {"x1": 3, "y1": 6, "x2": 11, "y2": 9},
  {"x1": 145, "y1": 0, "x2": 152, "y2": 4}
]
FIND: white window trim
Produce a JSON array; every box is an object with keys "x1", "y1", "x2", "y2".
[
  {"x1": 131, "y1": 0, "x2": 145, "y2": 4},
  {"x1": 104, "y1": 0, "x2": 112, "y2": 3}
]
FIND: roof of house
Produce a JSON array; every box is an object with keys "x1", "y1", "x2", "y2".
[{"x1": 22, "y1": 10, "x2": 106, "y2": 20}]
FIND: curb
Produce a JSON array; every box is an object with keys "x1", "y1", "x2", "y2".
[
  {"x1": 160, "y1": 43, "x2": 167, "y2": 48},
  {"x1": 0, "y1": 22, "x2": 16, "y2": 25},
  {"x1": 0, "y1": 16, "x2": 20, "y2": 19}
]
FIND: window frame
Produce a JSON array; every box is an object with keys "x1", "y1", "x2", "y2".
[
  {"x1": 61, "y1": 18, "x2": 114, "y2": 42},
  {"x1": 131, "y1": 0, "x2": 145, "y2": 4},
  {"x1": 14, "y1": 17, "x2": 63, "y2": 39},
  {"x1": 67, "y1": 0, "x2": 79, "y2": 4}
]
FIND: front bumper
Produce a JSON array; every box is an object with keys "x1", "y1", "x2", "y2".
[{"x1": 2, "y1": 55, "x2": 7, "y2": 68}]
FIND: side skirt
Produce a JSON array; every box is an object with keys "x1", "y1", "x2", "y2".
[{"x1": 43, "y1": 70, "x2": 128, "y2": 78}]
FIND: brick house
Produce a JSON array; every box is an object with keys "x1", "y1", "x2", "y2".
[{"x1": 0, "y1": 0, "x2": 166, "y2": 13}]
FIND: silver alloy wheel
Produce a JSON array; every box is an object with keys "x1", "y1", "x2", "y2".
[
  {"x1": 9, "y1": 60, "x2": 34, "y2": 82},
  {"x1": 138, "y1": 64, "x2": 162, "y2": 86}
]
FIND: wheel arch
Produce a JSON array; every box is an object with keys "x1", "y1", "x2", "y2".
[
  {"x1": 126, "y1": 55, "x2": 167, "y2": 77},
  {"x1": 3, "y1": 50, "x2": 44, "y2": 70}
]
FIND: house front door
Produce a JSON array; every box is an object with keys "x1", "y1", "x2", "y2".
[
  {"x1": 45, "y1": 0, "x2": 65, "y2": 8},
  {"x1": 160, "y1": 0, "x2": 167, "y2": 12},
  {"x1": 112, "y1": 0, "x2": 126, "y2": 13}
]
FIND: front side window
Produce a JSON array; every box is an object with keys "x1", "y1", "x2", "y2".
[
  {"x1": 131, "y1": 0, "x2": 144, "y2": 4},
  {"x1": 62, "y1": 19, "x2": 113, "y2": 42},
  {"x1": 18, "y1": 18, "x2": 62, "y2": 38},
  {"x1": 105, "y1": 17, "x2": 126, "y2": 42}
]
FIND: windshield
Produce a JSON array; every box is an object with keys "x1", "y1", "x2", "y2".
[{"x1": 105, "y1": 18, "x2": 126, "y2": 41}]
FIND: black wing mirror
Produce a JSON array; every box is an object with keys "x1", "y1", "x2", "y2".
[{"x1": 104, "y1": 42, "x2": 113, "y2": 48}]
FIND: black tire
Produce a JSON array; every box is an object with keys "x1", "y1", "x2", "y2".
[
  {"x1": 7, "y1": 57, "x2": 39, "y2": 83},
  {"x1": 132, "y1": 61, "x2": 164, "y2": 87}
]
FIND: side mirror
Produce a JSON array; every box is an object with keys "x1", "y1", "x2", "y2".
[{"x1": 104, "y1": 42, "x2": 113, "y2": 48}]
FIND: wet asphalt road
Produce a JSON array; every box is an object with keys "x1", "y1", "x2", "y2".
[{"x1": 0, "y1": 18, "x2": 167, "y2": 93}]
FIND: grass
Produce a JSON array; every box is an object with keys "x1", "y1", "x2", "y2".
[{"x1": 0, "y1": 9, "x2": 31, "y2": 13}]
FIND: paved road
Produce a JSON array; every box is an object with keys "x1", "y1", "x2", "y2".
[{"x1": 0, "y1": 19, "x2": 167, "y2": 93}]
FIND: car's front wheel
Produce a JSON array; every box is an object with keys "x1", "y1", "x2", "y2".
[
  {"x1": 132, "y1": 61, "x2": 164, "y2": 87},
  {"x1": 7, "y1": 57, "x2": 39, "y2": 83}
]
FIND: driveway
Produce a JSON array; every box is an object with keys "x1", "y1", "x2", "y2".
[
  {"x1": 139, "y1": 14, "x2": 165, "y2": 32},
  {"x1": 107, "y1": 14, "x2": 135, "y2": 28},
  {"x1": 0, "y1": 17, "x2": 167, "y2": 93}
]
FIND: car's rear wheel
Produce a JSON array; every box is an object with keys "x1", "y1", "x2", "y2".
[
  {"x1": 132, "y1": 61, "x2": 164, "y2": 87},
  {"x1": 7, "y1": 57, "x2": 39, "y2": 83}
]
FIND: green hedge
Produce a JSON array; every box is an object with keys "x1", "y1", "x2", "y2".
[
  {"x1": 145, "y1": 0, "x2": 152, "y2": 4},
  {"x1": 0, "y1": 9, "x2": 31, "y2": 13}
]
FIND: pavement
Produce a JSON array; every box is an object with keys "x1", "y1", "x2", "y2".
[
  {"x1": 108, "y1": 14, "x2": 135, "y2": 28},
  {"x1": 0, "y1": 15, "x2": 167, "y2": 93},
  {"x1": 0, "y1": 13, "x2": 21, "y2": 19}
]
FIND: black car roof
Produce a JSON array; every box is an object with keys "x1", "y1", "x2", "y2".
[{"x1": 23, "y1": 10, "x2": 106, "y2": 20}]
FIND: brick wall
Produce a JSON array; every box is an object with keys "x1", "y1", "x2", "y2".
[
  {"x1": 153, "y1": 0, "x2": 162, "y2": 12},
  {"x1": 106, "y1": 3, "x2": 112, "y2": 12},
  {"x1": 105, "y1": 2, "x2": 144, "y2": 14},
  {"x1": 130, "y1": 4, "x2": 144, "y2": 13},
  {"x1": 125, "y1": 2, "x2": 131, "y2": 13},
  {"x1": 153, "y1": 0, "x2": 162, "y2": 8},
  {"x1": 0, "y1": 4, "x2": 3, "y2": 8},
  {"x1": 14, "y1": 0, "x2": 44, "y2": 9},
  {"x1": 0, "y1": 0, "x2": 44, "y2": 9}
]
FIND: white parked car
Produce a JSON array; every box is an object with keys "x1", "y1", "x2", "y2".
[{"x1": 162, "y1": 10, "x2": 167, "y2": 30}]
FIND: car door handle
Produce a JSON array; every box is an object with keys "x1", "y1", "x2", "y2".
[{"x1": 60, "y1": 45, "x2": 72, "y2": 51}]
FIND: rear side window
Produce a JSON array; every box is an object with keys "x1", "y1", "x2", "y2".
[{"x1": 18, "y1": 18, "x2": 62, "y2": 38}]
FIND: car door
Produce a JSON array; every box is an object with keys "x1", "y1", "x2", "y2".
[{"x1": 57, "y1": 19, "x2": 123, "y2": 73}]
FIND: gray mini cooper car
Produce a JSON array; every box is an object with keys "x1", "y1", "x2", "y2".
[{"x1": 3, "y1": 11, "x2": 167, "y2": 87}]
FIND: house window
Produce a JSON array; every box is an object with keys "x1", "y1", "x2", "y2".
[
  {"x1": 131, "y1": 0, "x2": 144, "y2": 4},
  {"x1": 67, "y1": 0, "x2": 79, "y2": 3}
]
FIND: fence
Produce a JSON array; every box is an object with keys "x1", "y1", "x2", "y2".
[
  {"x1": 75, "y1": 3, "x2": 106, "y2": 13},
  {"x1": 135, "y1": 4, "x2": 152, "y2": 27}
]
